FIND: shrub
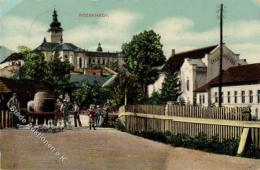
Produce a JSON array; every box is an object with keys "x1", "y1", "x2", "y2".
[
  {"x1": 221, "y1": 138, "x2": 239, "y2": 156},
  {"x1": 115, "y1": 126, "x2": 260, "y2": 158},
  {"x1": 192, "y1": 133, "x2": 208, "y2": 150},
  {"x1": 242, "y1": 144, "x2": 260, "y2": 158}
]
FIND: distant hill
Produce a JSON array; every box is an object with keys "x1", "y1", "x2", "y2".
[{"x1": 0, "y1": 46, "x2": 14, "y2": 63}]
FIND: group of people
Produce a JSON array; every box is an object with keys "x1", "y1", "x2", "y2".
[
  {"x1": 60, "y1": 99, "x2": 110, "y2": 129},
  {"x1": 87, "y1": 104, "x2": 109, "y2": 130}
]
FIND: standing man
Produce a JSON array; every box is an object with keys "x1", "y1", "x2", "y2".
[
  {"x1": 102, "y1": 104, "x2": 109, "y2": 127},
  {"x1": 95, "y1": 105, "x2": 102, "y2": 127},
  {"x1": 7, "y1": 93, "x2": 20, "y2": 128},
  {"x1": 73, "y1": 103, "x2": 82, "y2": 127},
  {"x1": 60, "y1": 99, "x2": 70, "y2": 128}
]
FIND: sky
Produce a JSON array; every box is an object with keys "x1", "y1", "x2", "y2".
[{"x1": 0, "y1": 0, "x2": 260, "y2": 63}]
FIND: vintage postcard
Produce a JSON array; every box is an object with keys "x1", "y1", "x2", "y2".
[{"x1": 0, "y1": 0, "x2": 260, "y2": 169}]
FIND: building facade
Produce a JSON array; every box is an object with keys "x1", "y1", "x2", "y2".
[
  {"x1": 195, "y1": 63, "x2": 260, "y2": 119},
  {"x1": 35, "y1": 9, "x2": 123, "y2": 71},
  {"x1": 148, "y1": 44, "x2": 247, "y2": 105}
]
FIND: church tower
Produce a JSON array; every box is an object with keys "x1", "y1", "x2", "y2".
[{"x1": 48, "y1": 8, "x2": 63, "y2": 43}]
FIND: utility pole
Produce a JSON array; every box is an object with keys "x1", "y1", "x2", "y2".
[{"x1": 218, "y1": 4, "x2": 224, "y2": 107}]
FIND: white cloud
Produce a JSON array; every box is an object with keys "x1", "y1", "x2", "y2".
[
  {"x1": 229, "y1": 43, "x2": 260, "y2": 63},
  {"x1": 65, "y1": 10, "x2": 143, "y2": 51},
  {"x1": 0, "y1": 16, "x2": 46, "y2": 50},
  {"x1": 153, "y1": 17, "x2": 260, "y2": 63}
]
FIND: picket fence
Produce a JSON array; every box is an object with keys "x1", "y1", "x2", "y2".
[{"x1": 120, "y1": 104, "x2": 260, "y2": 151}]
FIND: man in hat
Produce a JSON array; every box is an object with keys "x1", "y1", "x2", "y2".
[
  {"x1": 73, "y1": 103, "x2": 82, "y2": 127},
  {"x1": 95, "y1": 105, "x2": 102, "y2": 127},
  {"x1": 60, "y1": 98, "x2": 70, "y2": 127},
  {"x1": 7, "y1": 93, "x2": 20, "y2": 128}
]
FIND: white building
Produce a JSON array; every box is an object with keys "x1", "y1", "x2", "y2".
[
  {"x1": 35, "y1": 9, "x2": 123, "y2": 71},
  {"x1": 195, "y1": 63, "x2": 260, "y2": 119},
  {"x1": 148, "y1": 44, "x2": 247, "y2": 105}
]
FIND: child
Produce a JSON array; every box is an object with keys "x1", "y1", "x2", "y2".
[{"x1": 87, "y1": 105, "x2": 96, "y2": 130}]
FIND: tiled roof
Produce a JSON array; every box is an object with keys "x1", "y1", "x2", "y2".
[
  {"x1": 0, "y1": 53, "x2": 23, "y2": 64},
  {"x1": 35, "y1": 42, "x2": 84, "y2": 52},
  {"x1": 52, "y1": 43, "x2": 84, "y2": 52},
  {"x1": 35, "y1": 42, "x2": 59, "y2": 51},
  {"x1": 35, "y1": 42, "x2": 120, "y2": 57},
  {"x1": 196, "y1": 63, "x2": 260, "y2": 92},
  {"x1": 70, "y1": 73, "x2": 112, "y2": 87},
  {"x1": 161, "y1": 45, "x2": 218, "y2": 72}
]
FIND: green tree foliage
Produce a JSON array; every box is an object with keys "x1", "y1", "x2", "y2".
[
  {"x1": 20, "y1": 46, "x2": 47, "y2": 82},
  {"x1": 160, "y1": 72, "x2": 181, "y2": 102},
  {"x1": 20, "y1": 47, "x2": 74, "y2": 96},
  {"x1": 71, "y1": 80, "x2": 110, "y2": 107},
  {"x1": 109, "y1": 68, "x2": 148, "y2": 107},
  {"x1": 122, "y1": 30, "x2": 166, "y2": 93}
]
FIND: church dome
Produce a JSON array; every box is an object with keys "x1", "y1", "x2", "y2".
[
  {"x1": 48, "y1": 8, "x2": 63, "y2": 32},
  {"x1": 96, "y1": 42, "x2": 103, "y2": 52}
]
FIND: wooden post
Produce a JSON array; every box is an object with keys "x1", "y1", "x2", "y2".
[{"x1": 237, "y1": 128, "x2": 250, "y2": 156}]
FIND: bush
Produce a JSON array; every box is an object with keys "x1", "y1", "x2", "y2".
[
  {"x1": 192, "y1": 133, "x2": 208, "y2": 150},
  {"x1": 242, "y1": 144, "x2": 260, "y2": 158},
  {"x1": 221, "y1": 138, "x2": 239, "y2": 156},
  {"x1": 114, "y1": 124, "x2": 260, "y2": 158},
  {"x1": 207, "y1": 135, "x2": 223, "y2": 153}
]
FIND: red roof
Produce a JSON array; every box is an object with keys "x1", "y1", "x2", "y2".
[
  {"x1": 161, "y1": 45, "x2": 218, "y2": 72},
  {"x1": 196, "y1": 63, "x2": 260, "y2": 92}
]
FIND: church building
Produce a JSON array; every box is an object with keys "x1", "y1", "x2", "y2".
[{"x1": 35, "y1": 9, "x2": 123, "y2": 71}]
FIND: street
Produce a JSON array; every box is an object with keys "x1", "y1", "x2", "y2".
[{"x1": 0, "y1": 128, "x2": 259, "y2": 170}]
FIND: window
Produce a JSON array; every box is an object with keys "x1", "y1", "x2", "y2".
[
  {"x1": 79, "y1": 58, "x2": 82, "y2": 68},
  {"x1": 186, "y1": 79, "x2": 189, "y2": 91},
  {"x1": 234, "y1": 91, "x2": 237, "y2": 103},
  {"x1": 215, "y1": 92, "x2": 218, "y2": 103},
  {"x1": 202, "y1": 95, "x2": 205, "y2": 104},
  {"x1": 64, "y1": 55, "x2": 68, "y2": 60},
  {"x1": 257, "y1": 90, "x2": 260, "y2": 103},
  {"x1": 199, "y1": 95, "x2": 202, "y2": 104},
  {"x1": 249, "y1": 90, "x2": 253, "y2": 103},
  {"x1": 227, "y1": 91, "x2": 230, "y2": 103},
  {"x1": 241, "y1": 91, "x2": 245, "y2": 103}
]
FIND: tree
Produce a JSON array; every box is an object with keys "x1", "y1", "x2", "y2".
[
  {"x1": 71, "y1": 80, "x2": 110, "y2": 107},
  {"x1": 20, "y1": 47, "x2": 74, "y2": 96},
  {"x1": 122, "y1": 30, "x2": 166, "y2": 93},
  {"x1": 160, "y1": 72, "x2": 181, "y2": 102},
  {"x1": 20, "y1": 46, "x2": 47, "y2": 82},
  {"x1": 44, "y1": 54, "x2": 74, "y2": 95}
]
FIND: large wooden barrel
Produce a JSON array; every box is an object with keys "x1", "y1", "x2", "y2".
[
  {"x1": 33, "y1": 91, "x2": 55, "y2": 113},
  {"x1": 27, "y1": 100, "x2": 34, "y2": 112}
]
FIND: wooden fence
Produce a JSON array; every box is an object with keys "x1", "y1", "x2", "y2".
[
  {"x1": 0, "y1": 110, "x2": 12, "y2": 129},
  {"x1": 120, "y1": 104, "x2": 260, "y2": 152}
]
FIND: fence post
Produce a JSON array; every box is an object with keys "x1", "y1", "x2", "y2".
[
  {"x1": 0, "y1": 111, "x2": 2, "y2": 129},
  {"x1": 118, "y1": 105, "x2": 126, "y2": 127}
]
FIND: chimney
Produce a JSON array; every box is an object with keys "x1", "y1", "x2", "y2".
[{"x1": 172, "y1": 49, "x2": 175, "y2": 56}]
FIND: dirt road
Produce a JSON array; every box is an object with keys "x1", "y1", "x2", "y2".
[{"x1": 0, "y1": 128, "x2": 259, "y2": 170}]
